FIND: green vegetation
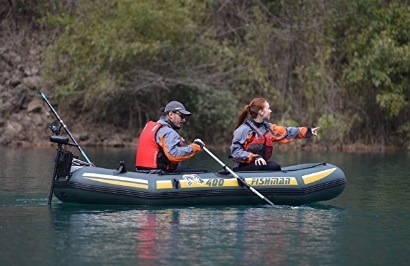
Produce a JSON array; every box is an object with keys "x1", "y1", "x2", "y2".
[
  {"x1": 3, "y1": 0, "x2": 409, "y2": 148},
  {"x1": 42, "y1": 0, "x2": 242, "y2": 142},
  {"x1": 340, "y1": 0, "x2": 410, "y2": 146}
]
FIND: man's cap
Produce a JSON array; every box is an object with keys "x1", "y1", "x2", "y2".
[{"x1": 164, "y1": 101, "x2": 192, "y2": 116}]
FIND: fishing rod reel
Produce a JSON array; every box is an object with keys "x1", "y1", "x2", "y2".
[
  {"x1": 48, "y1": 123, "x2": 61, "y2": 135},
  {"x1": 48, "y1": 123, "x2": 92, "y2": 168}
]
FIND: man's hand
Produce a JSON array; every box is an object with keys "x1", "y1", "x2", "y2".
[{"x1": 193, "y1": 138, "x2": 205, "y2": 149}]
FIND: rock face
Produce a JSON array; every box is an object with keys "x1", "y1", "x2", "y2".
[
  {"x1": 0, "y1": 40, "x2": 52, "y2": 147},
  {"x1": 0, "y1": 34, "x2": 137, "y2": 148}
]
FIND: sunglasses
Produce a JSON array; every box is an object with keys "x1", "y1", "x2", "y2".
[{"x1": 172, "y1": 111, "x2": 187, "y2": 119}]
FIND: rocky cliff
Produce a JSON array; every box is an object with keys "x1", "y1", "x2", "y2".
[
  {"x1": 0, "y1": 30, "x2": 135, "y2": 148},
  {"x1": 0, "y1": 31, "x2": 50, "y2": 147}
]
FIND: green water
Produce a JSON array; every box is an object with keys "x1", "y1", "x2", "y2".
[{"x1": 0, "y1": 147, "x2": 409, "y2": 265}]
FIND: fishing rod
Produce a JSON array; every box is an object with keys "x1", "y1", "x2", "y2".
[{"x1": 39, "y1": 91, "x2": 93, "y2": 165}]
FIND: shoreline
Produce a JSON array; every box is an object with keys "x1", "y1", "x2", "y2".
[{"x1": 2, "y1": 139, "x2": 406, "y2": 154}]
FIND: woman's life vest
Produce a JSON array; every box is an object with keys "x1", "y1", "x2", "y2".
[{"x1": 243, "y1": 121, "x2": 273, "y2": 160}]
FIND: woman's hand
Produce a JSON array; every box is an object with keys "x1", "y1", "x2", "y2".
[
  {"x1": 311, "y1": 127, "x2": 320, "y2": 136},
  {"x1": 254, "y1": 155, "x2": 267, "y2": 165}
]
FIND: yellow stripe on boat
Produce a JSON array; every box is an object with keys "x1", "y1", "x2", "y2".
[
  {"x1": 179, "y1": 179, "x2": 205, "y2": 188},
  {"x1": 156, "y1": 180, "x2": 173, "y2": 189},
  {"x1": 222, "y1": 179, "x2": 240, "y2": 186},
  {"x1": 247, "y1": 177, "x2": 298, "y2": 186},
  {"x1": 302, "y1": 168, "x2": 336, "y2": 184},
  {"x1": 82, "y1": 172, "x2": 149, "y2": 189},
  {"x1": 178, "y1": 178, "x2": 240, "y2": 188},
  {"x1": 156, "y1": 178, "x2": 240, "y2": 189},
  {"x1": 156, "y1": 177, "x2": 297, "y2": 189},
  {"x1": 82, "y1": 173, "x2": 148, "y2": 184},
  {"x1": 84, "y1": 177, "x2": 149, "y2": 189}
]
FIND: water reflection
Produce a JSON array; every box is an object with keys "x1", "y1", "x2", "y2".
[
  {"x1": 2, "y1": 147, "x2": 410, "y2": 265},
  {"x1": 0, "y1": 147, "x2": 55, "y2": 197},
  {"x1": 48, "y1": 204, "x2": 345, "y2": 265}
]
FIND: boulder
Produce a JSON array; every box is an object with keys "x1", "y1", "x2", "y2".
[
  {"x1": 0, "y1": 121, "x2": 24, "y2": 144},
  {"x1": 27, "y1": 98, "x2": 44, "y2": 113},
  {"x1": 22, "y1": 75, "x2": 42, "y2": 89}
]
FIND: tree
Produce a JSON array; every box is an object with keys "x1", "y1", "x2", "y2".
[{"x1": 339, "y1": 0, "x2": 409, "y2": 146}]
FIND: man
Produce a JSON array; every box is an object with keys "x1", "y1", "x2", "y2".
[{"x1": 135, "y1": 101, "x2": 204, "y2": 172}]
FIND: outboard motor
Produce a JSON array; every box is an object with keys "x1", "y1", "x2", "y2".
[
  {"x1": 50, "y1": 136, "x2": 74, "y2": 180},
  {"x1": 48, "y1": 135, "x2": 78, "y2": 205}
]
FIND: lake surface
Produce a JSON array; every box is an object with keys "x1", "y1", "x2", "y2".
[{"x1": 0, "y1": 146, "x2": 409, "y2": 265}]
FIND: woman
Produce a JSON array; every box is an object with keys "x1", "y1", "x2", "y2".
[{"x1": 230, "y1": 98, "x2": 319, "y2": 171}]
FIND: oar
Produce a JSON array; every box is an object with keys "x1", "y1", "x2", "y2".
[
  {"x1": 201, "y1": 146, "x2": 275, "y2": 206},
  {"x1": 39, "y1": 91, "x2": 93, "y2": 165}
]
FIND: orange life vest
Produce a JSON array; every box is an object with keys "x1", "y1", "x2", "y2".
[
  {"x1": 243, "y1": 121, "x2": 273, "y2": 160},
  {"x1": 135, "y1": 121, "x2": 163, "y2": 169}
]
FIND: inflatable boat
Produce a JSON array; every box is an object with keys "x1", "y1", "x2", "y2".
[{"x1": 49, "y1": 136, "x2": 346, "y2": 206}]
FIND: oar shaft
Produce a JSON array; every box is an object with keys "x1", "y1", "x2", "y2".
[
  {"x1": 39, "y1": 91, "x2": 92, "y2": 164},
  {"x1": 202, "y1": 147, "x2": 274, "y2": 206},
  {"x1": 203, "y1": 147, "x2": 233, "y2": 173}
]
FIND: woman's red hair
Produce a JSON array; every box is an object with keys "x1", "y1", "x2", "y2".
[{"x1": 234, "y1": 98, "x2": 267, "y2": 130}]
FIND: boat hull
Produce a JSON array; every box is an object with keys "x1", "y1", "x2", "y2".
[{"x1": 53, "y1": 163, "x2": 346, "y2": 206}]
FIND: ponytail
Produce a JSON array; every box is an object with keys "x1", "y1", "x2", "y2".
[
  {"x1": 234, "y1": 105, "x2": 249, "y2": 130},
  {"x1": 234, "y1": 98, "x2": 267, "y2": 130}
]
